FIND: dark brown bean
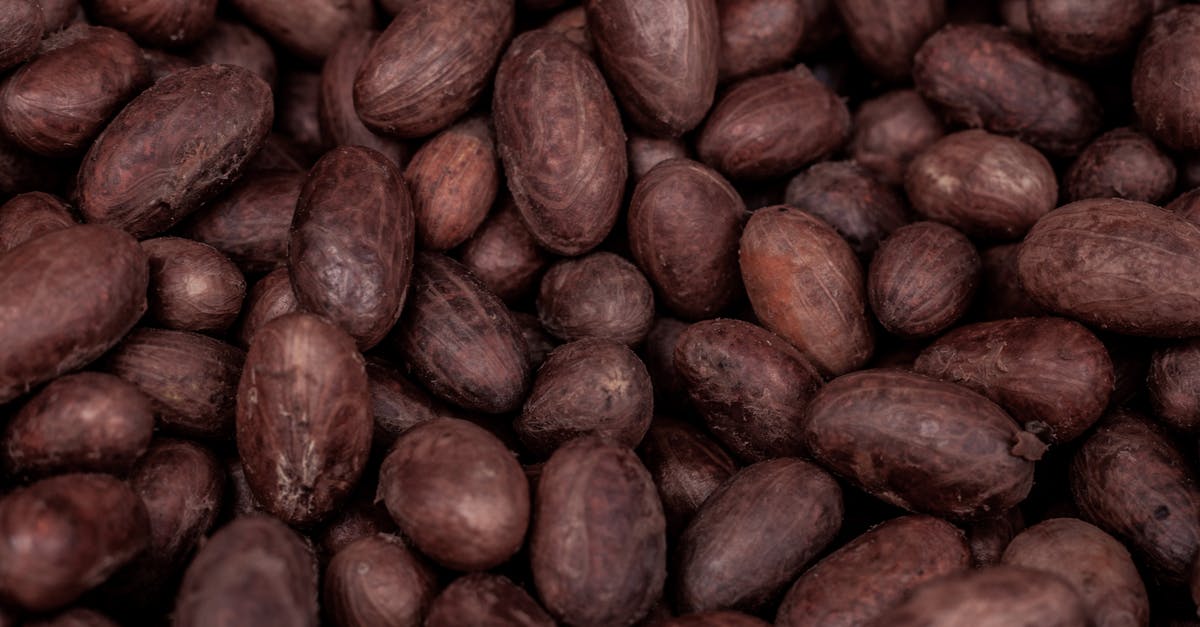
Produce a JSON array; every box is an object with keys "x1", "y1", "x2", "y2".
[
  {"x1": 628, "y1": 133, "x2": 689, "y2": 181},
  {"x1": 537, "y1": 252, "x2": 655, "y2": 346},
  {"x1": 390, "y1": 253, "x2": 532, "y2": 414},
  {"x1": 235, "y1": 268, "x2": 299, "y2": 348},
  {"x1": 585, "y1": 0, "x2": 718, "y2": 137},
  {"x1": 531, "y1": 436, "x2": 665, "y2": 626},
  {"x1": 26, "y1": 608, "x2": 118, "y2": 627},
  {"x1": 1064, "y1": 127, "x2": 1176, "y2": 204},
  {"x1": 318, "y1": 32, "x2": 406, "y2": 167},
  {"x1": 628, "y1": 159, "x2": 746, "y2": 320},
  {"x1": 784, "y1": 160, "x2": 909, "y2": 258},
  {"x1": 776, "y1": 515, "x2": 971, "y2": 627},
  {"x1": 237, "y1": 313, "x2": 371, "y2": 527},
  {"x1": 0, "y1": 225, "x2": 147, "y2": 404},
  {"x1": 459, "y1": 197, "x2": 549, "y2": 305},
  {"x1": 229, "y1": 0, "x2": 372, "y2": 61},
  {"x1": 976, "y1": 243, "x2": 1045, "y2": 320},
  {"x1": 1169, "y1": 187, "x2": 1200, "y2": 226},
  {"x1": 637, "y1": 417, "x2": 736, "y2": 535},
  {"x1": 175, "y1": 515, "x2": 318, "y2": 627},
  {"x1": 876, "y1": 565, "x2": 1087, "y2": 627},
  {"x1": 834, "y1": 0, "x2": 945, "y2": 82},
  {"x1": 0, "y1": 474, "x2": 149, "y2": 613},
  {"x1": 140, "y1": 47, "x2": 192, "y2": 82},
  {"x1": 0, "y1": 192, "x2": 75, "y2": 253},
  {"x1": 379, "y1": 418, "x2": 529, "y2": 570},
  {"x1": 1149, "y1": 339, "x2": 1200, "y2": 432},
  {"x1": 717, "y1": 0, "x2": 809, "y2": 81},
  {"x1": 323, "y1": 534, "x2": 435, "y2": 627},
  {"x1": 803, "y1": 369, "x2": 1039, "y2": 519},
  {"x1": 915, "y1": 317, "x2": 1113, "y2": 443},
  {"x1": 366, "y1": 359, "x2": 459, "y2": 446},
  {"x1": 76, "y1": 64, "x2": 273, "y2": 238},
  {"x1": 674, "y1": 318, "x2": 821, "y2": 462},
  {"x1": 405, "y1": 116, "x2": 499, "y2": 251},
  {"x1": 850, "y1": 89, "x2": 945, "y2": 186},
  {"x1": 224, "y1": 458, "x2": 261, "y2": 517},
  {"x1": 697, "y1": 65, "x2": 849, "y2": 180},
  {"x1": 512, "y1": 311, "x2": 557, "y2": 369},
  {"x1": 426, "y1": 573, "x2": 554, "y2": 627},
  {"x1": 318, "y1": 497, "x2": 396, "y2": 558},
  {"x1": 494, "y1": 30, "x2": 627, "y2": 255},
  {"x1": 1134, "y1": 7, "x2": 1200, "y2": 151},
  {"x1": 246, "y1": 132, "x2": 310, "y2": 174},
  {"x1": 1029, "y1": 0, "x2": 1150, "y2": 64},
  {"x1": 966, "y1": 508, "x2": 1025, "y2": 567},
  {"x1": 88, "y1": 0, "x2": 215, "y2": 47},
  {"x1": 1002, "y1": 518, "x2": 1150, "y2": 627},
  {"x1": 868, "y1": 221, "x2": 979, "y2": 338},
  {"x1": 913, "y1": 24, "x2": 1101, "y2": 156},
  {"x1": 1071, "y1": 411, "x2": 1200, "y2": 584},
  {"x1": 677, "y1": 458, "x2": 842, "y2": 613},
  {"x1": 355, "y1": 0, "x2": 513, "y2": 138},
  {"x1": 0, "y1": 0, "x2": 42, "y2": 72},
  {"x1": 642, "y1": 317, "x2": 689, "y2": 411},
  {"x1": 142, "y1": 237, "x2": 246, "y2": 333},
  {"x1": 290, "y1": 146, "x2": 415, "y2": 350},
  {"x1": 276, "y1": 70, "x2": 324, "y2": 159},
  {"x1": 38, "y1": 0, "x2": 80, "y2": 32},
  {"x1": 0, "y1": 25, "x2": 148, "y2": 157},
  {"x1": 905, "y1": 130, "x2": 1057, "y2": 240},
  {"x1": 3, "y1": 372, "x2": 153, "y2": 478},
  {"x1": 104, "y1": 328, "x2": 243, "y2": 439},
  {"x1": 0, "y1": 135, "x2": 66, "y2": 197},
  {"x1": 517, "y1": 339, "x2": 653, "y2": 456},
  {"x1": 1017, "y1": 198, "x2": 1200, "y2": 337},
  {"x1": 189, "y1": 19, "x2": 277, "y2": 86},
  {"x1": 739, "y1": 206, "x2": 873, "y2": 377},
  {"x1": 184, "y1": 171, "x2": 303, "y2": 274}
]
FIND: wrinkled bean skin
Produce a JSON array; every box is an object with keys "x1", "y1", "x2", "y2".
[
  {"x1": 1149, "y1": 339, "x2": 1200, "y2": 432},
  {"x1": 425, "y1": 574, "x2": 555, "y2": 627},
  {"x1": 537, "y1": 252, "x2": 655, "y2": 346},
  {"x1": 235, "y1": 268, "x2": 299, "y2": 349},
  {"x1": 184, "y1": 171, "x2": 304, "y2": 274},
  {"x1": 142, "y1": 237, "x2": 247, "y2": 333},
  {"x1": 324, "y1": 534, "x2": 436, "y2": 627},
  {"x1": 318, "y1": 32, "x2": 405, "y2": 167},
  {"x1": 1064, "y1": 128, "x2": 1176, "y2": 204},
  {"x1": 784, "y1": 160, "x2": 909, "y2": 258},
  {"x1": 803, "y1": 369, "x2": 1038, "y2": 520},
  {"x1": 0, "y1": 0, "x2": 42, "y2": 72},
  {"x1": 850, "y1": 89, "x2": 944, "y2": 186},
  {"x1": 0, "y1": 192, "x2": 75, "y2": 253},
  {"x1": 628, "y1": 133, "x2": 689, "y2": 181},
  {"x1": 365, "y1": 359, "x2": 461, "y2": 448},
  {"x1": 637, "y1": 417, "x2": 736, "y2": 535},
  {"x1": 459, "y1": 198, "x2": 549, "y2": 305},
  {"x1": 716, "y1": 0, "x2": 810, "y2": 82},
  {"x1": 0, "y1": 225, "x2": 148, "y2": 404},
  {"x1": 229, "y1": 0, "x2": 373, "y2": 61},
  {"x1": 1133, "y1": 7, "x2": 1200, "y2": 151},
  {"x1": 405, "y1": 116, "x2": 499, "y2": 251},
  {"x1": 88, "y1": 0, "x2": 217, "y2": 48},
  {"x1": 875, "y1": 565, "x2": 1088, "y2": 627},
  {"x1": 834, "y1": 0, "x2": 946, "y2": 82},
  {"x1": 76, "y1": 64, "x2": 273, "y2": 239}
]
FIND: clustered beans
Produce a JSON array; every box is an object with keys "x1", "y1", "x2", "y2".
[{"x1": 4, "y1": 1, "x2": 1200, "y2": 626}]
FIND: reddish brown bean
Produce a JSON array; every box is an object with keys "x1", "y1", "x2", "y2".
[
  {"x1": 0, "y1": 225, "x2": 147, "y2": 404},
  {"x1": 542, "y1": 6, "x2": 593, "y2": 55},
  {"x1": 142, "y1": 237, "x2": 246, "y2": 333},
  {"x1": 717, "y1": 0, "x2": 809, "y2": 81},
  {"x1": 405, "y1": 116, "x2": 499, "y2": 251},
  {"x1": 426, "y1": 574, "x2": 555, "y2": 627},
  {"x1": 513, "y1": 312, "x2": 557, "y2": 369},
  {"x1": 324, "y1": 534, "x2": 436, "y2": 627},
  {"x1": 868, "y1": 222, "x2": 980, "y2": 338},
  {"x1": 784, "y1": 160, "x2": 909, "y2": 258},
  {"x1": 229, "y1": 0, "x2": 372, "y2": 61},
  {"x1": 834, "y1": 0, "x2": 945, "y2": 82},
  {"x1": 850, "y1": 89, "x2": 945, "y2": 186},
  {"x1": 0, "y1": 192, "x2": 75, "y2": 253},
  {"x1": 318, "y1": 497, "x2": 397, "y2": 557},
  {"x1": 235, "y1": 268, "x2": 299, "y2": 348},
  {"x1": 628, "y1": 134, "x2": 688, "y2": 182},
  {"x1": 318, "y1": 32, "x2": 406, "y2": 167},
  {"x1": 1149, "y1": 339, "x2": 1200, "y2": 432},
  {"x1": 1065, "y1": 128, "x2": 1176, "y2": 204},
  {"x1": 189, "y1": 19, "x2": 277, "y2": 86},
  {"x1": 494, "y1": 30, "x2": 627, "y2": 255},
  {"x1": 677, "y1": 458, "x2": 843, "y2": 613},
  {"x1": 366, "y1": 359, "x2": 460, "y2": 448},
  {"x1": 459, "y1": 198, "x2": 549, "y2": 305},
  {"x1": 0, "y1": 0, "x2": 42, "y2": 71},
  {"x1": 1029, "y1": 0, "x2": 1150, "y2": 64},
  {"x1": 1134, "y1": 7, "x2": 1200, "y2": 151},
  {"x1": 638, "y1": 417, "x2": 737, "y2": 535},
  {"x1": 88, "y1": 0, "x2": 216, "y2": 47},
  {"x1": 184, "y1": 171, "x2": 303, "y2": 274},
  {"x1": 877, "y1": 566, "x2": 1088, "y2": 627},
  {"x1": 537, "y1": 252, "x2": 655, "y2": 346}
]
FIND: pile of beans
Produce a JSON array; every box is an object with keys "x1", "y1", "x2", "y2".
[{"x1": 1, "y1": 0, "x2": 1200, "y2": 625}]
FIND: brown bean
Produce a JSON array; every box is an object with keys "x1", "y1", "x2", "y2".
[
  {"x1": 494, "y1": 30, "x2": 627, "y2": 255},
  {"x1": 235, "y1": 268, "x2": 299, "y2": 348},
  {"x1": 0, "y1": 135, "x2": 67, "y2": 197},
  {"x1": 517, "y1": 338, "x2": 653, "y2": 456},
  {"x1": 542, "y1": 6, "x2": 593, "y2": 55},
  {"x1": 637, "y1": 416, "x2": 736, "y2": 535},
  {"x1": 628, "y1": 159, "x2": 746, "y2": 320},
  {"x1": 1149, "y1": 339, "x2": 1200, "y2": 432},
  {"x1": 0, "y1": 192, "x2": 75, "y2": 253},
  {"x1": 585, "y1": 0, "x2": 718, "y2": 137},
  {"x1": 229, "y1": 0, "x2": 372, "y2": 61},
  {"x1": 1017, "y1": 198, "x2": 1200, "y2": 337},
  {"x1": 717, "y1": 0, "x2": 809, "y2": 81},
  {"x1": 1134, "y1": 7, "x2": 1200, "y2": 151},
  {"x1": 355, "y1": 0, "x2": 513, "y2": 138},
  {"x1": 0, "y1": 25, "x2": 148, "y2": 157},
  {"x1": 905, "y1": 130, "x2": 1058, "y2": 240},
  {"x1": 366, "y1": 359, "x2": 460, "y2": 447},
  {"x1": 405, "y1": 116, "x2": 499, "y2": 250},
  {"x1": 2, "y1": 372, "x2": 153, "y2": 478},
  {"x1": 379, "y1": 418, "x2": 529, "y2": 570},
  {"x1": 850, "y1": 89, "x2": 945, "y2": 186},
  {"x1": 1071, "y1": 411, "x2": 1200, "y2": 584},
  {"x1": 0, "y1": 474, "x2": 149, "y2": 613},
  {"x1": 0, "y1": 225, "x2": 147, "y2": 404},
  {"x1": 318, "y1": 32, "x2": 406, "y2": 167},
  {"x1": 390, "y1": 253, "x2": 532, "y2": 414},
  {"x1": 1002, "y1": 518, "x2": 1150, "y2": 627},
  {"x1": 323, "y1": 534, "x2": 436, "y2": 627},
  {"x1": 0, "y1": 0, "x2": 42, "y2": 72},
  {"x1": 189, "y1": 19, "x2": 277, "y2": 86},
  {"x1": 237, "y1": 312, "x2": 371, "y2": 527},
  {"x1": 627, "y1": 134, "x2": 687, "y2": 182},
  {"x1": 184, "y1": 171, "x2": 303, "y2": 274},
  {"x1": 537, "y1": 252, "x2": 656, "y2": 346},
  {"x1": 76, "y1": 64, "x2": 273, "y2": 238},
  {"x1": 246, "y1": 132, "x2": 310, "y2": 174},
  {"x1": 913, "y1": 24, "x2": 1101, "y2": 156},
  {"x1": 459, "y1": 197, "x2": 549, "y2": 305},
  {"x1": 1065, "y1": 128, "x2": 1175, "y2": 204},
  {"x1": 834, "y1": 0, "x2": 945, "y2": 82},
  {"x1": 531, "y1": 436, "x2": 666, "y2": 626},
  {"x1": 1029, "y1": 0, "x2": 1150, "y2": 64},
  {"x1": 104, "y1": 328, "x2": 243, "y2": 439},
  {"x1": 803, "y1": 369, "x2": 1039, "y2": 519},
  {"x1": 142, "y1": 237, "x2": 246, "y2": 333},
  {"x1": 915, "y1": 317, "x2": 1113, "y2": 443},
  {"x1": 976, "y1": 243, "x2": 1045, "y2": 320},
  {"x1": 175, "y1": 515, "x2": 318, "y2": 627},
  {"x1": 674, "y1": 318, "x2": 821, "y2": 462},
  {"x1": 290, "y1": 146, "x2": 415, "y2": 350},
  {"x1": 776, "y1": 515, "x2": 971, "y2": 627},
  {"x1": 677, "y1": 457, "x2": 842, "y2": 613},
  {"x1": 784, "y1": 160, "x2": 909, "y2": 258},
  {"x1": 697, "y1": 65, "x2": 849, "y2": 180},
  {"x1": 88, "y1": 0, "x2": 215, "y2": 47},
  {"x1": 426, "y1": 573, "x2": 554, "y2": 627},
  {"x1": 876, "y1": 565, "x2": 1088, "y2": 627},
  {"x1": 739, "y1": 206, "x2": 873, "y2": 377},
  {"x1": 868, "y1": 222, "x2": 980, "y2": 338}
]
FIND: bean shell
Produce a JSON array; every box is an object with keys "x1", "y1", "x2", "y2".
[
  {"x1": 426, "y1": 574, "x2": 554, "y2": 627},
  {"x1": 1149, "y1": 339, "x2": 1200, "y2": 432},
  {"x1": 716, "y1": 0, "x2": 809, "y2": 81},
  {"x1": 875, "y1": 565, "x2": 1088, "y2": 627},
  {"x1": 184, "y1": 171, "x2": 303, "y2": 274},
  {"x1": 143, "y1": 237, "x2": 246, "y2": 333},
  {"x1": 459, "y1": 197, "x2": 549, "y2": 305},
  {"x1": 323, "y1": 534, "x2": 436, "y2": 627},
  {"x1": 88, "y1": 0, "x2": 216, "y2": 47},
  {"x1": 537, "y1": 252, "x2": 655, "y2": 346},
  {"x1": 229, "y1": 0, "x2": 372, "y2": 60},
  {"x1": 0, "y1": 192, "x2": 75, "y2": 253},
  {"x1": 0, "y1": 0, "x2": 42, "y2": 71},
  {"x1": 236, "y1": 268, "x2": 299, "y2": 348},
  {"x1": 868, "y1": 222, "x2": 978, "y2": 338},
  {"x1": 834, "y1": 0, "x2": 946, "y2": 82},
  {"x1": 850, "y1": 89, "x2": 945, "y2": 186},
  {"x1": 404, "y1": 116, "x2": 499, "y2": 251},
  {"x1": 1064, "y1": 127, "x2": 1175, "y2": 204},
  {"x1": 1132, "y1": 6, "x2": 1200, "y2": 151},
  {"x1": 637, "y1": 416, "x2": 737, "y2": 535}
]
